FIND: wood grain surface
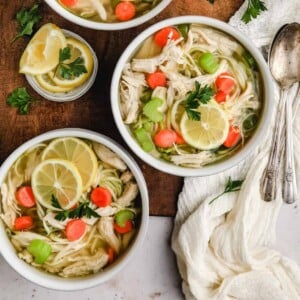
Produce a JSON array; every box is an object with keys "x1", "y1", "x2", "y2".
[{"x1": 0, "y1": 0, "x2": 243, "y2": 216}]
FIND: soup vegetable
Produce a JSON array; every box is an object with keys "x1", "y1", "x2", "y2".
[
  {"x1": 58, "y1": 0, "x2": 162, "y2": 22},
  {"x1": 0, "y1": 137, "x2": 140, "y2": 277},
  {"x1": 119, "y1": 24, "x2": 262, "y2": 168}
]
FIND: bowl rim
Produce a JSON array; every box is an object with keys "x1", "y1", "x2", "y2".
[
  {"x1": 0, "y1": 128, "x2": 149, "y2": 291},
  {"x1": 110, "y1": 15, "x2": 274, "y2": 177},
  {"x1": 44, "y1": 0, "x2": 172, "y2": 31},
  {"x1": 25, "y1": 29, "x2": 98, "y2": 102}
]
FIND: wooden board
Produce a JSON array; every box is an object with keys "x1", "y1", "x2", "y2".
[{"x1": 0, "y1": 0, "x2": 243, "y2": 216}]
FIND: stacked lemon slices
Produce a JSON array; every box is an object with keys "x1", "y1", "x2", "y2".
[
  {"x1": 31, "y1": 137, "x2": 98, "y2": 210},
  {"x1": 19, "y1": 23, "x2": 94, "y2": 93}
]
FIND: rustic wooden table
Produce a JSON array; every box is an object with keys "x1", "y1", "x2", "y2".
[{"x1": 0, "y1": 0, "x2": 243, "y2": 216}]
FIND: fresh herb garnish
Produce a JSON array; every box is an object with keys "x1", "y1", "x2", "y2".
[
  {"x1": 184, "y1": 81, "x2": 213, "y2": 121},
  {"x1": 241, "y1": 0, "x2": 267, "y2": 24},
  {"x1": 206, "y1": 0, "x2": 267, "y2": 24},
  {"x1": 6, "y1": 87, "x2": 36, "y2": 114},
  {"x1": 13, "y1": 4, "x2": 41, "y2": 42},
  {"x1": 54, "y1": 47, "x2": 87, "y2": 80},
  {"x1": 209, "y1": 176, "x2": 244, "y2": 204},
  {"x1": 54, "y1": 198, "x2": 100, "y2": 221},
  {"x1": 51, "y1": 195, "x2": 62, "y2": 209}
]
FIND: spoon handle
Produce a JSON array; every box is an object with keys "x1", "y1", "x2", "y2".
[
  {"x1": 261, "y1": 90, "x2": 286, "y2": 201},
  {"x1": 282, "y1": 90, "x2": 297, "y2": 204}
]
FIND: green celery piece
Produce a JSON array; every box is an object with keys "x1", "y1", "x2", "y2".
[
  {"x1": 27, "y1": 239, "x2": 52, "y2": 264},
  {"x1": 115, "y1": 210, "x2": 135, "y2": 227},
  {"x1": 198, "y1": 52, "x2": 219, "y2": 74},
  {"x1": 178, "y1": 24, "x2": 189, "y2": 40},
  {"x1": 143, "y1": 97, "x2": 164, "y2": 122},
  {"x1": 134, "y1": 127, "x2": 155, "y2": 152}
]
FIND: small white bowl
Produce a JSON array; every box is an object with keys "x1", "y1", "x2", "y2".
[
  {"x1": 111, "y1": 16, "x2": 274, "y2": 177},
  {"x1": 44, "y1": 0, "x2": 172, "y2": 31},
  {"x1": 25, "y1": 30, "x2": 98, "y2": 102},
  {"x1": 0, "y1": 128, "x2": 149, "y2": 291}
]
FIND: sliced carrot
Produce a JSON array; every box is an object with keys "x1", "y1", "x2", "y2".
[
  {"x1": 154, "y1": 27, "x2": 180, "y2": 47},
  {"x1": 16, "y1": 186, "x2": 36, "y2": 208},
  {"x1": 146, "y1": 71, "x2": 167, "y2": 89},
  {"x1": 115, "y1": 1, "x2": 136, "y2": 21},
  {"x1": 60, "y1": 0, "x2": 77, "y2": 7},
  {"x1": 154, "y1": 129, "x2": 177, "y2": 148},
  {"x1": 215, "y1": 73, "x2": 235, "y2": 94},
  {"x1": 175, "y1": 132, "x2": 186, "y2": 144},
  {"x1": 107, "y1": 247, "x2": 115, "y2": 264},
  {"x1": 65, "y1": 219, "x2": 86, "y2": 241},
  {"x1": 214, "y1": 90, "x2": 227, "y2": 103},
  {"x1": 224, "y1": 125, "x2": 241, "y2": 148},
  {"x1": 114, "y1": 220, "x2": 133, "y2": 234},
  {"x1": 90, "y1": 187, "x2": 112, "y2": 207},
  {"x1": 14, "y1": 216, "x2": 33, "y2": 231}
]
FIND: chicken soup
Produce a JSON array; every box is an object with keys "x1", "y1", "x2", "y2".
[
  {"x1": 0, "y1": 137, "x2": 140, "y2": 277},
  {"x1": 119, "y1": 24, "x2": 262, "y2": 168}
]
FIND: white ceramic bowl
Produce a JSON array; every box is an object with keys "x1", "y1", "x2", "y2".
[
  {"x1": 0, "y1": 128, "x2": 149, "y2": 291},
  {"x1": 44, "y1": 0, "x2": 172, "y2": 31},
  {"x1": 111, "y1": 16, "x2": 274, "y2": 177},
  {"x1": 25, "y1": 30, "x2": 98, "y2": 102}
]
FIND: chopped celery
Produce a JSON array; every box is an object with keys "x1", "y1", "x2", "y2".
[
  {"x1": 178, "y1": 24, "x2": 189, "y2": 40},
  {"x1": 134, "y1": 127, "x2": 155, "y2": 152},
  {"x1": 198, "y1": 52, "x2": 219, "y2": 74},
  {"x1": 115, "y1": 210, "x2": 135, "y2": 227},
  {"x1": 143, "y1": 97, "x2": 164, "y2": 122},
  {"x1": 27, "y1": 239, "x2": 52, "y2": 264}
]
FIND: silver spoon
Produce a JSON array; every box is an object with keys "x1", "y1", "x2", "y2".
[{"x1": 261, "y1": 22, "x2": 300, "y2": 203}]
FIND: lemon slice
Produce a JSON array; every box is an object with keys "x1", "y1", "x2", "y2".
[
  {"x1": 31, "y1": 159, "x2": 82, "y2": 210},
  {"x1": 41, "y1": 137, "x2": 98, "y2": 191},
  {"x1": 35, "y1": 73, "x2": 73, "y2": 93},
  {"x1": 19, "y1": 23, "x2": 67, "y2": 75},
  {"x1": 180, "y1": 102, "x2": 229, "y2": 150},
  {"x1": 47, "y1": 37, "x2": 94, "y2": 89}
]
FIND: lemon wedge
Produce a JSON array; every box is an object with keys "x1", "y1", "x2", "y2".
[
  {"x1": 19, "y1": 23, "x2": 66, "y2": 75},
  {"x1": 41, "y1": 137, "x2": 98, "y2": 191},
  {"x1": 47, "y1": 37, "x2": 94, "y2": 89},
  {"x1": 180, "y1": 101, "x2": 229, "y2": 150},
  {"x1": 35, "y1": 73, "x2": 73, "y2": 93},
  {"x1": 31, "y1": 159, "x2": 82, "y2": 210}
]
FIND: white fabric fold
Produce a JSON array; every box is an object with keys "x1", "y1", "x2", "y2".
[{"x1": 172, "y1": 1, "x2": 300, "y2": 299}]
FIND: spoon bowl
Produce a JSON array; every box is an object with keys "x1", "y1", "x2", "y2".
[{"x1": 269, "y1": 23, "x2": 300, "y2": 89}]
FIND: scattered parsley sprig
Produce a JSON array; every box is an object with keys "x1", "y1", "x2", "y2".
[
  {"x1": 54, "y1": 47, "x2": 87, "y2": 80},
  {"x1": 12, "y1": 4, "x2": 41, "y2": 42},
  {"x1": 51, "y1": 195, "x2": 100, "y2": 221},
  {"x1": 209, "y1": 177, "x2": 244, "y2": 205},
  {"x1": 206, "y1": 0, "x2": 267, "y2": 24},
  {"x1": 241, "y1": 0, "x2": 267, "y2": 24},
  {"x1": 6, "y1": 87, "x2": 36, "y2": 114},
  {"x1": 184, "y1": 81, "x2": 213, "y2": 121}
]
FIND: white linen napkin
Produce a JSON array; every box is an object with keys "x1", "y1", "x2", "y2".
[{"x1": 172, "y1": 1, "x2": 300, "y2": 299}]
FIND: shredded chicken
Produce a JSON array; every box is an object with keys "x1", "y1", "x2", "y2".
[
  {"x1": 97, "y1": 217, "x2": 121, "y2": 253},
  {"x1": 116, "y1": 182, "x2": 139, "y2": 207},
  {"x1": 60, "y1": 248, "x2": 109, "y2": 277},
  {"x1": 170, "y1": 151, "x2": 216, "y2": 168},
  {"x1": 93, "y1": 142, "x2": 127, "y2": 171}
]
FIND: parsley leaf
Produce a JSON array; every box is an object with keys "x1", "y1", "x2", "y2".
[
  {"x1": 6, "y1": 87, "x2": 36, "y2": 114},
  {"x1": 54, "y1": 200, "x2": 100, "y2": 221},
  {"x1": 206, "y1": 0, "x2": 267, "y2": 24},
  {"x1": 241, "y1": 0, "x2": 267, "y2": 24},
  {"x1": 54, "y1": 47, "x2": 88, "y2": 80},
  {"x1": 13, "y1": 4, "x2": 41, "y2": 42},
  {"x1": 209, "y1": 176, "x2": 244, "y2": 204},
  {"x1": 51, "y1": 195, "x2": 62, "y2": 209},
  {"x1": 184, "y1": 81, "x2": 214, "y2": 121}
]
